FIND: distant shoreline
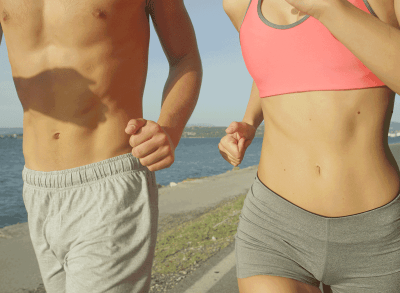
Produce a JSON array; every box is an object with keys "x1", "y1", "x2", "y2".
[
  {"x1": 2, "y1": 124, "x2": 400, "y2": 139},
  {"x1": 2, "y1": 136, "x2": 400, "y2": 142}
]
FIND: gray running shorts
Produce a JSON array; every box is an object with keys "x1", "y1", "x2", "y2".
[
  {"x1": 235, "y1": 175, "x2": 400, "y2": 292},
  {"x1": 22, "y1": 153, "x2": 159, "y2": 293}
]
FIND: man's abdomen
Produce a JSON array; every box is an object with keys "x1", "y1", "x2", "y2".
[{"x1": 22, "y1": 106, "x2": 137, "y2": 171}]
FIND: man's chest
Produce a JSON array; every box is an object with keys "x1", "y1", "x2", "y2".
[{"x1": 0, "y1": 0, "x2": 147, "y2": 25}]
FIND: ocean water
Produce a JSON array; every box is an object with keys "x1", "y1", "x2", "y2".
[
  {"x1": 0, "y1": 137, "x2": 263, "y2": 229},
  {"x1": 1, "y1": 136, "x2": 400, "y2": 229}
]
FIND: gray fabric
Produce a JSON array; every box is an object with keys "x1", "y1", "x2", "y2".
[
  {"x1": 240, "y1": 0, "x2": 253, "y2": 31},
  {"x1": 235, "y1": 175, "x2": 400, "y2": 292},
  {"x1": 363, "y1": 0, "x2": 378, "y2": 17},
  {"x1": 22, "y1": 153, "x2": 159, "y2": 293},
  {"x1": 257, "y1": 0, "x2": 310, "y2": 30},
  {"x1": 256, "y1": 0, "x2": 377, "y2": 30}
]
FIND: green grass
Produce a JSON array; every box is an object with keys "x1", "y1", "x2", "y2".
[{"x1": 152, "y1": 193, "x2": 246, "y2": 274}]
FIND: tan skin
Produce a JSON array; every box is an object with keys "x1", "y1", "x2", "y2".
[
  {"x1": 220, "y1": 0, "x2": 400, "y2": 292},
  {"x1": 0, "y1": 0, "x2": 202, "y2": 172}
]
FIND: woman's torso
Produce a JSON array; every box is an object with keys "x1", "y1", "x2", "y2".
[{"x1": 239, "y1": 0, "x2": 400, "y2": 217}]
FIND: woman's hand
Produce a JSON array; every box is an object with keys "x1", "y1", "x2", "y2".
[
  {"x1": 218, "y1": 122, "x2": 257, "y2": 166},
  {"x1": 284, "y1": 0, "x2": 339, "y2": 20}
]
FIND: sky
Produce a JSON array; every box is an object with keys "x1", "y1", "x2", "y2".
[{"x1": 0, "y1": 0, "x2": 399, "y2": 127}]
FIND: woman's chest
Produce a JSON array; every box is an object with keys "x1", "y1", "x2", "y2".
[{"x1": 259, "y1": 0, "x2": 399, "y2": 28}]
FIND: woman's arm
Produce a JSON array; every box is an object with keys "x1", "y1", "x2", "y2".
[
  {"x1": 241, "y1": 81, "x2": 263, "y2": 129},
  {"x1": 219, "y1": 81, "x2": 264, "y2": 166},
  {"x1": 319, "y1": 0, "x2": 400, "y2": 95},
  {"x1": 223, "y1": 81, "x2": 263, "y2": 156},
  {"x1": 223, "y1": 0, "x2": 263, "y2": 129},
  {"x1": 219, "y1": 0, "x2": 264, "y2": 166},
  {"x1": 223, "y1": 0, "x2": 251, "y2": 31},
  {"x1": 225, "y1": 81, "x2": 263, "y2": 145},
  {"x1": 286, "y1": 0, "x2": 400, "y2": 95}
]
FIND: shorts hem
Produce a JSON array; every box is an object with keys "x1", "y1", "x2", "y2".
[{"x1": 236, "y1": 272, "x2": 320, "y2": 288}]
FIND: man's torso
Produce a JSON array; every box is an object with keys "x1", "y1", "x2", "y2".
[{"x1": 0, "y1": 0, "x2": 150, "y2": 171}]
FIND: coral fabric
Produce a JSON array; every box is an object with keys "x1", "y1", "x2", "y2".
[{"x1": 240, "y1": 0, "x2": 386, "y2": 98}]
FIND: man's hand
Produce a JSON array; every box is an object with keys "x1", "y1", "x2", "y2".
[
  {"x1": 218, "y1": 121, "x2": 257, "y2": 167},
  {"x1": 125, "y1": 118, "x2": 175, "y2": 172}
]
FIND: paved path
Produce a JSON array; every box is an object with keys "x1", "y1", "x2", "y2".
[
  {"x1": 168, "y1": 242, "x2": 331, "y2": 293},
  {"x1": 157, "y1": 165, "x2": 258, "y2": 218},
  {"x1": 0, "y1": 165, "x2": 258, "y2": 293}
]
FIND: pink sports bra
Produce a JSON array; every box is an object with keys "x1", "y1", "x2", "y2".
[{"x1": 240, "y1": 0, "x2": 386, "y2": 98}]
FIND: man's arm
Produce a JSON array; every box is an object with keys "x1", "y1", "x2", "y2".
[
  {"x1": 148, "y1": 0, "x2": 202, "y2": 148},
  {"x1": 124, "y1": 0, "x2": 202, "y2": 171}
]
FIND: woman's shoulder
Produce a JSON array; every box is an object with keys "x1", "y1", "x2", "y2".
[
  {"x1": 364, "y1": 0, "x2": 399, "y2": 28},
  {"x1": 223, "y1": 0, "x2": 252, "y2": 31}
]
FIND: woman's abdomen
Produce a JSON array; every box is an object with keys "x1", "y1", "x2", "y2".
[{"x1": 257, "y1": 88, "x2": 400, "y2": 217}]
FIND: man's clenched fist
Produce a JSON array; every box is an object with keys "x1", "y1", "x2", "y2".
[{"x1": 125, "y1": 118, "x2": 175, "y2": 172}]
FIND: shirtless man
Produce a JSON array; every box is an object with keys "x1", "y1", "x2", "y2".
[
  {"x1": 0, "y1": 0, "x2": 202, "y2": 292},
  {"x1": 219, "y1": 0, "x2": 400, "y2": 292}
]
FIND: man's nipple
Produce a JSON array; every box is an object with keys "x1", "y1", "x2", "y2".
[
  {"x1": 2, "y1": 9, "x2": 10, "y2": 22},
  {"x1": 92, "y1": 9, "x2": 107, "y2": 19}
]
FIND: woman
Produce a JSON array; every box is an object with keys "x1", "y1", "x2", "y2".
[{"x1": 218, "y1": 0, "x2": 400, "y2": 292}]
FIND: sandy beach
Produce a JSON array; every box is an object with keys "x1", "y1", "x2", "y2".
[{"x1": 1, "y1": 143, "x2": 400, "y2": 293}]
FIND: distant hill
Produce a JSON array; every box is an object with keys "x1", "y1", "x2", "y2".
[
  {"x1": 390, "y1": 121, "x2": 400, "y2": 131},
  {"x1": 186, "y1": 123, "x2": 215, "y2": 127},
  {"x1": 182, "y1": 125, "x2": 264, "y2": 138},
  {"x1": 183, "y1": 121, "x2": 400, "y2": 138},
  {"x1": 1, "y1": 121, "x2": 400, "y2": 138},
  {"x1": 0, "y1": 128, "x2": 23, "y2": 135}
]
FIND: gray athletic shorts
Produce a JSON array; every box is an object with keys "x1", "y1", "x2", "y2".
[
  {"x1": 235, "y1": 175, "x2": 400, "y2": 292},
  {"x1": 22, "y1": 153, "x2": 159, "y2": 293}
]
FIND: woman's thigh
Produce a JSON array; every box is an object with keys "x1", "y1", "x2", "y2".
[
  {"x1": 235, "y1": 178, "x2": 326, "y2": 288},
  {"x1": 238, "y1": 275, "x2": 322, "y2": 293}
]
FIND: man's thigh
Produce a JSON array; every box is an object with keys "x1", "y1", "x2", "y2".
[
  {"x1": 23, "y1": 154, "x2": 159, "y2": 293},
  {"x1": 63, "y1": 171, "x2": 159, "y2": 293}
]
